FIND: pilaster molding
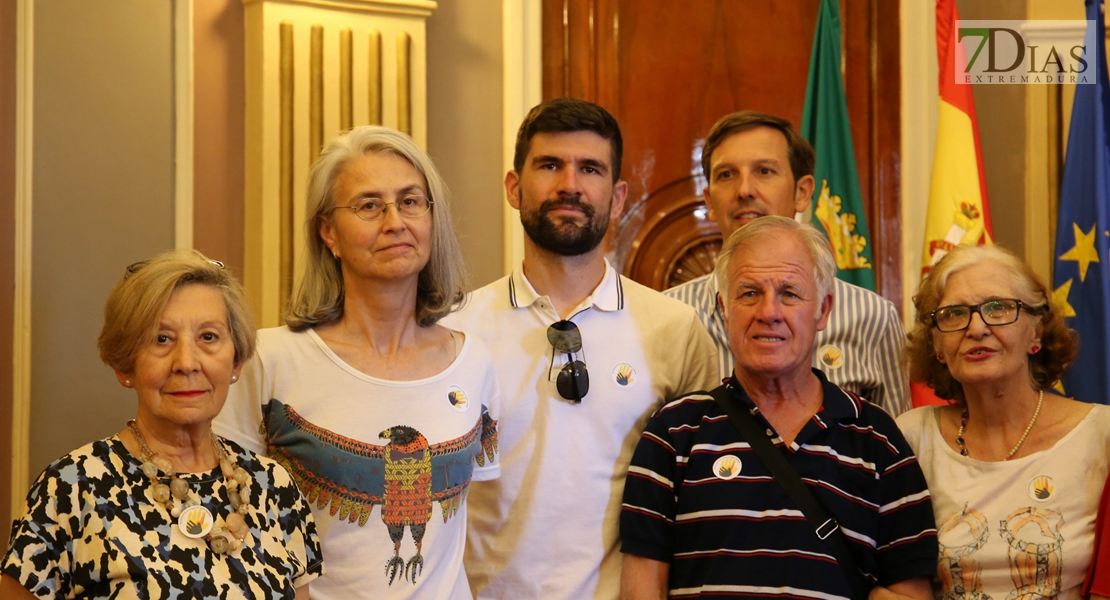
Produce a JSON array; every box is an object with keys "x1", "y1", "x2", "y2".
[
  {"x1": 12, "y1": 0, "x2": 33, "y2": 518},
  {"x1": 899, "y1": 0, "x2": 938, "y2": 326},
  {"x1": 501, "y1": 0, "x2": 541, "y2": 275},
  {"x1": 243, "y1": 0, "x2": 436, "y2": 18},
  {"x1": 1020, "y1": 20, "x2": 1085, "y2": 284},
  {"x1": 174, "y1": 0, "x2": 195, "y2": 250}
]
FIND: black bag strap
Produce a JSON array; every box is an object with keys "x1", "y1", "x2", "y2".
[{"x1": 708, "y1": 385, "x2": 871, "y2": 599}]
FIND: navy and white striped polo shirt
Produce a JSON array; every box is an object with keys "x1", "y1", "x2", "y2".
[{"x1": 620, "y1": 370, "x2": 937, "y2": 599}]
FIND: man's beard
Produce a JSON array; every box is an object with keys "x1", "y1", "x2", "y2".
[{"x1": 521, "y1": 194, "x2": 610, "y2": 256}]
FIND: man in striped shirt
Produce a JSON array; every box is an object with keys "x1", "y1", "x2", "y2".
[
  {"x1": 665, "y1": 111, "x2": 910, "y2": 416},
  {"x1": 620, "y1": 217, "x2": 936, "y2": 599}
]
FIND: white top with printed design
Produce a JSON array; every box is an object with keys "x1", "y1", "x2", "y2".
[
  {"x1": 214, "y1": 326, "x2": 500, "y2": 600},
  {"x1": 897, "y1": 404, "x2": 1110, "y2": 600}
]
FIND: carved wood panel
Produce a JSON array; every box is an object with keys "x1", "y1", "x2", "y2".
[{"x1": 542, "y1": 0, "x2": 902, "y2": 309}]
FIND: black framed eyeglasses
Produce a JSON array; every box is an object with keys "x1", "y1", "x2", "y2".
[
  {"x1": 329, "y1": 194, "x2": 433, "y2": 221},
  {"x1": 931, "y1": 299, "x2": 1046, "y2": 332},
  {"x1": 547, "y1": 320, "x2": 589, "y2": 403}
]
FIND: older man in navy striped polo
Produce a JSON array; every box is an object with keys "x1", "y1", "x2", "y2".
[
  {"x1": 620, "y1": 217, "x2": 936, "y2": 599},
  {"x1": 666, "y1": 110, "x2": 910, "y2": 416}
]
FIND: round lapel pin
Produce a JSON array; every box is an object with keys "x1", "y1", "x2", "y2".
[
  {"x1": 179, "y1": 505, "x2": 215, "y2": 538},
  {"x1": 448, "y1": 385, "x2": 470, "y2": 412},
  {"x1": 817, "y1": 345, "x2": 845, "y2": 370},
  {"x1": 612, "y1": 363, "x2": 636, "y2": 387},
  {"x1": 712, "y1": 455, "x2": 742, "y2": 480},
  {"x1": 1028, "y1": 475, "x2": 1054, "y2": 502}
]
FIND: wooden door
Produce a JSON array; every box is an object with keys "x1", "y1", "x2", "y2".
[{"x1": 542, "y1": 0, "x2": 902, "y2": 308}]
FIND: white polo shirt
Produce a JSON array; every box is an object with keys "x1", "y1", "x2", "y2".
[{"x1": 442, "y1": 259, "x2": 719, "y2": 600}]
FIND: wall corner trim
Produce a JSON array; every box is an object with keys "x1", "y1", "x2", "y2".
[
  {"x1": 11, "y1": 0, "x2": 33, "y2": 518},
  {"x1": 1019, "y1": 20, "x2": 1087, "y2": 44}
]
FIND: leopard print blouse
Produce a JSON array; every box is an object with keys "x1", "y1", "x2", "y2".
[{"x1": 2, "y1": 435, "x2": 323, "y2": 599}]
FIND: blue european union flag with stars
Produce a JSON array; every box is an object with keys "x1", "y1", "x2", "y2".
[{"x1": 1052, "y1": 0, "x2": 1110, "y2": 405}]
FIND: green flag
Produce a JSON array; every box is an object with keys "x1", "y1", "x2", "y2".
[{"x1": 800, "y1": 0, "x2": 876, "y2": 291}]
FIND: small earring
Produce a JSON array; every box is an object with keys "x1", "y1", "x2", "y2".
[
  {"x1": 1031, "y1": 345, "x2": 1041, "y2": 354},
  {"x1": 231, "y1": 375, "x2": 238, "y2": 382},
  {"x1": 124, "y1": 379, "x2": 131, "y2": 386},
  {"x1": 936, "y1": 354, "x2": 944, "y2": 362}
]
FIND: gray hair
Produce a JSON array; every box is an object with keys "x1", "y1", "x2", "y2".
[
  {"x1": 286, "y1": 126, "x2": 468, "y2": 330},
  {"x1": 99, "y1": 249, "x2": 256, "y2": 374},
  {"x1": 714, "y1": 216, "x2": 836, "y2": 307}
]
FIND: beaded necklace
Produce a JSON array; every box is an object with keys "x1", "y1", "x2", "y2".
[
  {"x1": 955, "y1": 389, "x2": 1044, "y2": 460},
  {"x1": 127, "y1": 419, "x2": 252, "y2": 554}
]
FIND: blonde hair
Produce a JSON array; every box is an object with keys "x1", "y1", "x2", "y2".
[
  {"x1": 908, "y1": 244, "x2": 1077, "y2": 401},
  {"x1": 714, "y1": 216, "x2": 836, "y2": 304},
  {"x1": 286, "y1": 126, "x2": 467, "y2": 330},
  {"x1": 98, "y1": 250, "x2": 256, "y2": 374}
]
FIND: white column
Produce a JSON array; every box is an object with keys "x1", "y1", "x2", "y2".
[{"x1": 500, "y1": 0, "x2": 541, "y2": 275}]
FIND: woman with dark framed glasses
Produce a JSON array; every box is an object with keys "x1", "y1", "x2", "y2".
[
  {"x1": 898, "y1": 244, "x2": 1110, "y2": 598},
  {"x1": 214, "y1": 126, "x2": 500, "y2": 600}
]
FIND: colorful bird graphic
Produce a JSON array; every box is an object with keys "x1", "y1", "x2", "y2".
[{"x1": 261, "y1": 399, "x2": 498, "y2": 585}]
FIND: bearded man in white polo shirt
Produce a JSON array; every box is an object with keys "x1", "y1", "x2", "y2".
[{"x1": 442, "y1": 98, "x2": 718, "y2": 599}]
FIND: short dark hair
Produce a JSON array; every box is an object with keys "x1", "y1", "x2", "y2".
[
  {"x1": 513, "y1": 98, "x2": 623, "y2": 182},
  {"x1": 702, "y1": 111, "x2": 815, "y2": 184}
]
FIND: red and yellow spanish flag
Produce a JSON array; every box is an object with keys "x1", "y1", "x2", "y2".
[
  {"x1": 922, "y1": 0, "x2": 994, "y2": 276},
  {"x1": 914, "y1": 0, "x2": 996, "y2": 408}
]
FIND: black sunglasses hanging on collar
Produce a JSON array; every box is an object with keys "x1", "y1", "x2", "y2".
[{"x1": 547, "y1": 320, "x2": 589, "y2": 402}]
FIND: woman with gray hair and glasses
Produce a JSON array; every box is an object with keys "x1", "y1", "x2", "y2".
[
  {"x1": 1, "y1": 250, "x2": 322, "y2": 599},
  {"x1": 214, "y1": 126, "x2": 500, "y2": 600},
  {"x1": 898, "y1": 243, "x2": 1110, "y2": 599}
]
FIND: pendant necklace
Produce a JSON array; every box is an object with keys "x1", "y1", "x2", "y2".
[
  {"x1": 127, "y1": 419, "x2": 253, "y2": 554},
  {"x1": 955, "y1": 389, "x2": 1044, "y2": 460}
]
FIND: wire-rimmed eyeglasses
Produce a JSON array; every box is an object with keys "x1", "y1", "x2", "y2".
[
  {"x1": 328, "y1": 194, "x2": 433, "y2": 221},
  {"x1": 547, "y1": 320, "x2": 589, "y2": 403},
  {"x1": 125, "y1": 259, "x2": 224, "y2": 279},
  {"x1": 930, "y1": 299, "x2": 1046, "y2": 332}
]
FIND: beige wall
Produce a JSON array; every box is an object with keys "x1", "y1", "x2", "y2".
[
  {"x1": 957, "y1": 0, "x2": 1028, "y2": 255},
  {"x1": 28, "y1": 1, "x2": 175, "y2": 478},
  {"x1": 1028, "y1": 0, "x2": 1085, "y2": 20},
  {"x1": 427, "y1": 1, "x2": 505, "y2": 288},
  {"x1": 0, "y1": 0, "x2": 17, "y2": 541}
]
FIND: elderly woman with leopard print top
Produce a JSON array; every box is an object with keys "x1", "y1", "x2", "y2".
[{"x1": 1, "y1": 250, "x2": 323, "y2": 599}]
